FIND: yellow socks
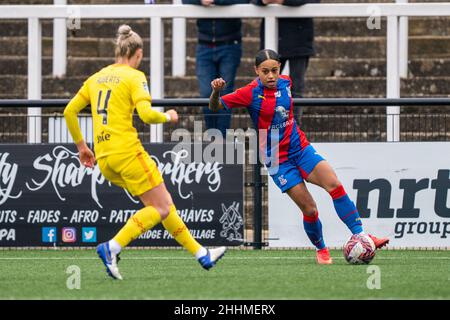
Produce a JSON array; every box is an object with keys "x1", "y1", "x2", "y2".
[
  {"x1": 112, "y1": 204, "x2": 204, "y2": 258},
  {"x1": 162, "y1": 204, "x2": 202, "y2": 256},
  {"x1": 113, "y1": 206, "x2": 162, "y2": 248}
]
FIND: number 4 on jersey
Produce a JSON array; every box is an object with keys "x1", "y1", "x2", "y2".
[{"x1": 97, "y1": 89, "x2": 111, "y2": 125}]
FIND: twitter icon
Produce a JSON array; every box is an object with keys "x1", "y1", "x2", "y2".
[{"x1": 82, "y1": 227, "x2": 97, "y2": 243}]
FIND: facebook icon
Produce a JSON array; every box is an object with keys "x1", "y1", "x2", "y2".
[{"x1": 42, "y1": 227, "x2": 57, "y2": 243}]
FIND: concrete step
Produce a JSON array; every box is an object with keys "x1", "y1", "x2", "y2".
[
  {"x1": 0, "y1": 0, "x2": 399, "y2": 5},
  {"x1": 321, "y1": 0, "x2": 450, "y2": 2},
  {"x1": 1, "y1": 17, "x2": 450, "y2": 38},
  {"x1": 314, "y1": 36, "x2": 450, "y2": 59},
  {"x1": 2, "y1": 75, "x2": 450, "y2": 99},
  {"x1": 2, "y1": 35, "x2": 450, "y2": 59},
  {"x1": 0, "y1": 35, "x2": 260, "y2": 58},
  {"x1": 1, "y1": 0, "x2": 170, "y2": 4},
  {"x1": 4, "y1": 56, "x2": 450, "y2": 78},
  {"x1": 67, "y1": 0, "x2": 172, "y2": 3},
  {"x1": 4, "y1": 0, "x2": 448, "y2": 5},
  {"x1": 315, "y1": 17, "x2": 450, "y2": 37},
  {"x1": 1, "y1": 0, "x2": 53, "y2": 3}
]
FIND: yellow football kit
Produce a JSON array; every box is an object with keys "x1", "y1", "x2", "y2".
[{"x1": 64, "y1": 64, "x2": 166, "y2": 196}]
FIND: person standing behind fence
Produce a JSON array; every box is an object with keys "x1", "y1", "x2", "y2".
[
  {"x1": 209, "y1": 49, "x2": 390, "y2": 265},
  {"x1": 253, "y1": 0, "x2": 319, "y2": 111},
  {"x1": 64, "y1": 25, "x2": 226, "y2": 280},
  {"x1": 182, "y1": 0, "x2": 250, "y2": 137}
]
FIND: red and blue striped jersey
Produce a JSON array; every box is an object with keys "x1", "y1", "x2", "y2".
[{"x1": 220, "y1": 75, "x2": 309, "y2": 166}]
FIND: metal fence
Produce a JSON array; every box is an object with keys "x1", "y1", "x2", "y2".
[{"x1": 1, "y1": 98, "x2": 450, "y2": 143}]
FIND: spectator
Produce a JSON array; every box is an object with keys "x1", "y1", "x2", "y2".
[
  {"x1": 182, "y1": 0, "x2": 250, "y2": 137},
  {"x1": 253, "y1": 0, "x2": 320, "y2": 100}
]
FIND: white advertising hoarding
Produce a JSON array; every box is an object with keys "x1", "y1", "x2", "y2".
[{"x1": 268, "y1": 142, "x2": 450, "y2": 248}]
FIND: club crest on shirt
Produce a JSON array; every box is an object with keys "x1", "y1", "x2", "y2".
[
  {"x1": 278, "y1": 175, "x2": 287, "y2": 186},
  {"x1": 275, "y1": 106, "x2": 289, "y2": 120}
]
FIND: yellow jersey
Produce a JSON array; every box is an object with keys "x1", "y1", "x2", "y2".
[{"x1": 64, "y1": 64, "x2": 167, "y2": 159}]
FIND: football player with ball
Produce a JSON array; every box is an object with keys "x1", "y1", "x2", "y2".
[{"x1": 209, "y1": 49, "x2": 389, "y2": 265}]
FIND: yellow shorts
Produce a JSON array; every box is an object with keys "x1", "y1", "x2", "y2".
[{"x1": 97, "y1": 149, "x2": 164, "y2": 197}]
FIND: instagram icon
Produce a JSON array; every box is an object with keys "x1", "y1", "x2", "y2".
[{"x1": 62, "y1": 228, "x2": 77, "y2": 243}]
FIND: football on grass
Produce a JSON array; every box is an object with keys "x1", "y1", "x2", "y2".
[{"x1": 343, "y1": 234, "x2": 376, "y2": 264}]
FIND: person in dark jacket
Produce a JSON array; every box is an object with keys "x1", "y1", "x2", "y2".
[
  {"x1": 182, "y1": 0, "x2": 250, "y2": 137},
  {"x1": 253, "y1": 0, "x2": 320, "y2": 98}
]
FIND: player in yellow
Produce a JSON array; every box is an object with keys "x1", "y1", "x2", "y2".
[{"x1": 64, "y1": 25, "x2": 226, "y2": 280}]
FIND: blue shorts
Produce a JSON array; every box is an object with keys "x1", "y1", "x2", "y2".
[{"x1": 268, "y1": 145, "x2": 325, "y2": 193}]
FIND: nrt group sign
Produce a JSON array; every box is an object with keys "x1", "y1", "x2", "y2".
[
  {"x1": 269, "y1": 142, "x2": 450, "y2": 248},
  {"x1": 0, "y1": 143, "x2": 244, "y2": 247}
]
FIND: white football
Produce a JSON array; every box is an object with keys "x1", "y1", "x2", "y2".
[{"x1": 343, "y1": 234, "x2": 376, "y2": 265}]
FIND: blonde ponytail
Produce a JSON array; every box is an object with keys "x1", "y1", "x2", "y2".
[{"x1": 115, "y1": 24, "x2": 143, "y2": 59}]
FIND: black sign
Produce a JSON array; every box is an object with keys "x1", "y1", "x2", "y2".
[{"x1": 0, "y1": 144, "x2": 244, "y2": 247}]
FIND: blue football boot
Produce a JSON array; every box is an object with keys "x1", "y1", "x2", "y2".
[
  {"x1": 198, "y1": 247, "x2": 227, "y2": 270},
  {"x1": 96, "y1": 242, "x2": 123, "y2": 280}
]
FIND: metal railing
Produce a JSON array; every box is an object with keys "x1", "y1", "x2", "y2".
[
  {"x1": 2, "y1": 2, "x2": 450, "y2": 143},
  {"x1": 1, "y1": 97, "x2": 449, "y2": 144}
]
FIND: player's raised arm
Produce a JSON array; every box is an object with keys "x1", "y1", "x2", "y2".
[
  {"x1": 63, "y1": 88, "x2": 96, "y2": 168},
  {"x1": 209, "y1": 78, "x2": 226, "y2": 112}
]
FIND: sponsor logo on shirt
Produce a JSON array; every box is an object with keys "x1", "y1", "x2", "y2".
[
  {"x1": 270, "y1": 118, "x2": 294, "y2": 130},
  {"x1": 96, "y1": 131, "x2": 111, "y2": 144}
]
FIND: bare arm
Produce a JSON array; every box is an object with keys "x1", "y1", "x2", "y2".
[{"x1": 209, "y1": 78, "x2": 226, "y2": 112}]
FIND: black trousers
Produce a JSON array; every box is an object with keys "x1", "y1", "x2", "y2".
[{"x1": 280, "y1": 56, "x2": 310, "y2": 98}]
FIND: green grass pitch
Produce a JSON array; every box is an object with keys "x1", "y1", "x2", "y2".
[{"x1": 0, "y1": 249, "x2": 448, "y2": 300}]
